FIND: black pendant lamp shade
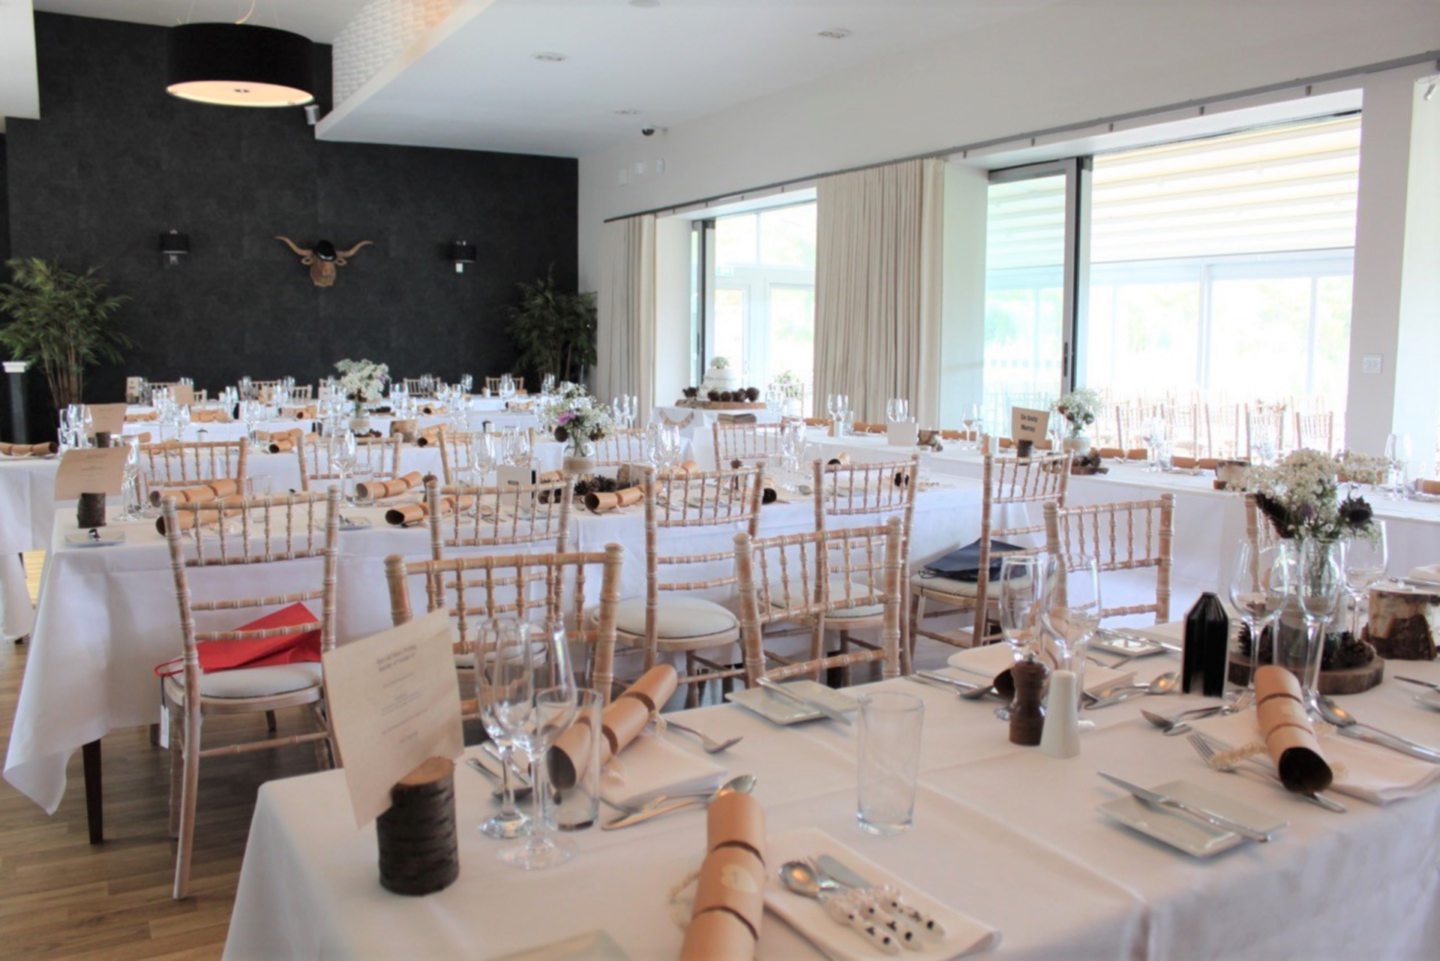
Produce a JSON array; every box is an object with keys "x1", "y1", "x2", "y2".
[{"x1": 167, "y1": 23, "x2": 316, "y2": 108}]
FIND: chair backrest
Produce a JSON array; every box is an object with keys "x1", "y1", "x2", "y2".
[
  {"x1": 1168, "y1": 403, "x2": 1202, "y2": 457},
  {"x1": 162, "y1": 490, "x2": 340, "y2": 689},
  {"x1": 288, "y1": 384, "x2": 314, "y2": 401},
  {"x1": 142, "y1": 439, "x2": 249, "y2": 490},
  {"x1": 384, "y1": 544, "x2": 624, "y2": 701},
  {"x1": 485, "y1": 375, "x2": 524, "y2": 393},
  {"x1": 712, "y1": 422, "x2": 784, "y2": 465},
  {"x1": 295, "y1": 433, "x2": 402, "y2": 490},
  {"x1": 424, "y1": 474, "x2": 571, "y2": 555},
  {"x1": 435, "y1": 428, "x2": 484, "y2": 485},
  {"x1": 733, "y1": 518, "x2": 903, "y2": 685},
  {"x1": 1294, "y1": 411, "x2": 1334, "y2": 453},
  {"x1": 592, "y1": 428, "x2": 651, "y2": 468},
  {"x1": 1204, "y1": 402, "x2": 1241, "y2": 459},
  {"x1": 1043, "y1": 493, "x2": 1175, "y2": 623},
  {"x1": 811, "y1": 454, "x2": 918, "y2": 566},
  {"x1": 402, "y1": 378, "x2": 428, "y2": 395},
  {"x1": 1245, "y1": 403, "x2": 1287, "y2": 456}
]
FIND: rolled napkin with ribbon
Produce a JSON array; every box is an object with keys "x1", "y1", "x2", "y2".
[
  {"x1": 824, "y1": 453, "x2": 850, "y2": 469},
  {"x1": 148, "y1": 478, "x2": 241, "y2": 508},
  {"x1": 585, "y1": 486, "x2": 643, "y2": 513},
  {"x1": 383, "y1": 493, "x2": 475, "y2": 527},
  {"x1": 264, "y1": 428, "x2": 306, "y2": 453},
  {"x1": 415, "y1": 427, "x2": 442, "y2": 448},
  {"x1": 1170, "y1": 455, "x2": 1219, "y2": 470},
  {"x1": 281, "y1": 405, "x2": 316, "y2": 420},
  {"x1": 153, "y1": 496, "x2": 246, "y2": 533},
  {"x1": 1254, "y1": 665, "x2": 1334, "y2": 793},
  {"x1": 388, "y1": 419, "x2": 419, "y2": 442},
  {"x1": 549, "y1": 665, "x2": 678, "y2": 788},
  {"x1": 1416, "y1": 479, "x2": 1440, "y2": 496},
  {"x1": 356, "y1": 471, "x2": 424, "y2": 502},
  {"x1": 659, "y1": 461, "x2": 702, "y2": 478},
  {"x1": 1097, "y1": 447, "x2": 1148, "y2": 461},
  {"x1": 0, "y1": 441, "x2": 58, "y2": 457},
  {"x1": 680, "y1": 792, "x2": 766, "y2": 961},
  {"x1": 125, "y1": 411, "x2": 158, "y2": 422},
  {"x1": 191, "y1": 407, "x2": 232, "y2": 423}
]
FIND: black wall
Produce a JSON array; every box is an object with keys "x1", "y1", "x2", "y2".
[{"x1": 3, "y1": 13, "x2": 577, "y2": 437}]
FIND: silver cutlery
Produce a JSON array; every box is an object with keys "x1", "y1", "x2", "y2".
[
  {"x1": 1395, "y1": 675, "x2": 1440, "y2": 693},
  {"x1": 778, "y1": 862, "x2": 900, "y2": 955},
  {"x1": 757, "y1": 677, "x2": 852, "y2": 725},
  {"x1": 1317, "y1": 697, "x2": 1440, "y2": 763},
  {"x1": 813, "y1": 855, "x2": 946, "y2": 939},
  {"x1": 1185, "y1": 732, "x2": 1346, "y2": 813},
  {"x1": 600, "y1": 774, "x2": 756, "y2": 830},
  {"x1": 1140, "y1": 705, "x2": 1224, "y2": 735},
  {"x1": 1097, "y1": 771, "x2": 1276, "y2": 842},
  {"x1": 908, "y1": 671, "x2": 998, "y2": 700},
  {"x1": 660, "y1": 718, "x2": 742, "y2": 754},
  {"x1": 1086, "y1": 672, "x2": 1180, "y2": 709}
]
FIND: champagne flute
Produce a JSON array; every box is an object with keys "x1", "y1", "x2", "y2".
[
  {"x1": 331, "y1": 430, "x2": 358, "y2": 504},
  {"x1": 475, "y1": 619, "x2": 533, "y2": 841},
  {"x1": 1292, "y1": 540, "x2": 1342, "y2": 719},
  {"x1": 1041, "y1": 554, "x2": 1101, "y2": 693},
  {"x1": 1229, "y1": 542, "x2": 1291, "y2": 707},
  {"x1": 496, "y1": 618, "x2": 578, "y2": 870},
  {"x1": 1342, "y1": 521, "x2": 1387, "y2": 638}
]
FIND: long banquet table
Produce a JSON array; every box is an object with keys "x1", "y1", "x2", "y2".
[
  {"x1": 223, "y1": 630, "x2": 1440, "y2": 960},
  {"x1": 3, "y1": 473, "x2": 989, "y2": 814}
]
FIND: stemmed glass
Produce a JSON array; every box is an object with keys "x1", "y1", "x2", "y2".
[
  {"x1": 120, "y1": 437, "x2": 143, "y2": 520},
  {"x1": 998, "y1": 555, "x2": 1046, "y2": 666},
  {"x1": 499, "y1": 375, "x2": 517, "y2": 403},
  {"x1": 1291, "y1": 540, "x2": 1342, "y2": 719},
  {"x1": 239, "y1": 400, "x2": 263, "y2": 442},
  {"x1": 961, "y1": 404, "x2": 980, "y2": 449},
  {"x1": 1342, "y1": 521, "x2": 1388, "y2": 638},
  {"x1": 1383, "y1": 433, "x2": 1412, "y2": 500},
  {"x1": 1229, "y1": 542, "x2": 1291, "y2": 707},
  {"x1": 331, "y1": 430, "x2": 358, "y2": 504},
  {"x1": 1040, "y1": 554, "x2": 1101, "y2": 691},
  {"x1": 475, "y1": 619, "x2": 534, "y2": 841},
  {"x1": 541, "y1": 373, "x2": 556, "y2": 398},
  {"x1": 491, "y1": 618, "x2": 578, "y2": 870},
  {"x1": 885, "y1": 399, "x2": 910, "y2": 424},
  {"x1": 470, "y1": 433, "x2": 496, "y2": 484}
]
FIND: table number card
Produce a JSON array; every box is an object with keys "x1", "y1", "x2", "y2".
[
  {"x1": 887, "y1": 419, "x2": 919, "y2": 447},
  {"x1": 1011, "y1": 407, "x2": 1051, "y2": 445},
  {"x1": 321, "y1": 608, "x2": 464, "y2": 826},
  {"x1": 53, "y1": 447, "x2": 128, "y2": 499},
  {"x1": 171, "y1": 384, "x2": 195, "y2": 405},
  {"x1": 496, "y1": 464, "x2": 536, "y2": 488},
  {"x1": 88, "y1": 403, "x2": 128, "y2": 436}
]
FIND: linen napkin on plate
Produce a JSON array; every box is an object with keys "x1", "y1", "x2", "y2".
[
  {"x1": 1191, "y1": 709, "x2": 1440, "y2": 804},
  {"x1": 765, "y1": 827, "x2": 1000, "y2": 961},
  {"x1": 0, "y1": 441, "x2": 58, "y2": 457},
  {"x1": 599, "y1": 734, "x2": 726, "y2": 809},
  {"x1": 945, "y1": 644, "x2": 1134, "y2": 696},
  {"x1": 1409, "y1": 564, "x2": 1440, "y2": 585}
]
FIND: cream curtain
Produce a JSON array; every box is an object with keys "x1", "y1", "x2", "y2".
[
  {"x1": 814, "y1": 158, "x2": 945, "y2": 424},
  {"x1": 595, "y1": 214, "x2": 657, "y2": 416}
]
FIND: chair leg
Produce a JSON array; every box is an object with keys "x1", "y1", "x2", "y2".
[
  {"x1": 265, "y1": 710, "x2": 278, "y2": 734},
  {"x1": 684, "y1": 654, "x2": 699, "y2": 709},
  {"x1": 838, "y1": 630, "x2": 852, "y2": 688},
  {"x1": 172, "y1": 704, "x2": 202, "y2": 900},
  {"x1": 82, "y1": 740, "x2": 103, "y2": 845},
  {"x1": 167, "y1": 705, "x2": 183, "y2": 838}
]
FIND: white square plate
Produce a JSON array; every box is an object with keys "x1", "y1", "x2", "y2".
[
  {"x1": 725, "y1": 680, "x2": 857, "y2": 725},
  {"x1": 1098, "y1": 778, "x2": 1285, "y2": 858}
]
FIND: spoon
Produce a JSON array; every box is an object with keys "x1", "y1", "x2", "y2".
[
  {"x1": 779, "y1": 862, "x2": 905, "y2": 954},
  {"x1": 601, "y1": 774, "x2": 756, "y2": 829},
  {"x1": 1086, "y1": 672, "x2": 1179, "y2": 709},
  {"x1": 1141, "y1": 705, "x2": 1224, "y2": 735},
  {"x1": 1317, "y1": 697, "x2": 1440, "y2": 762}
]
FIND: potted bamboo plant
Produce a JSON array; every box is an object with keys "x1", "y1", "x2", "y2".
[{"x1": 506, "y1": 268, "x2": 597, "y2": 385}]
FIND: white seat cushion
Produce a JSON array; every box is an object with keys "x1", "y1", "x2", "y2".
[
  {"x1": 172, "y1": 662, "x2": 324, "y2": 699},
  {"x1": 911, "y1": 571, "x2": 1030, "y2": 599},
  {"x1": 770, "y1": 576, "x2": 884, "y2": 619},
  {"x1": 615, "y1": 595, "x2": 738, "y2": 639}
]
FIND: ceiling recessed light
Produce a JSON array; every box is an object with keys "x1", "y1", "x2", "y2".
[
  {"x1": 629, "y1": 0, "x2": 661, "y2": 7},
  {"x1": 614, "y1": 109, "x2": 642, "y2": 116},
  {"x1": 533, "y1": 52, "x2": 567, "y2": 62},
  {"x1": 818, "y1": 28, "x2": 852, "y2": 40}
]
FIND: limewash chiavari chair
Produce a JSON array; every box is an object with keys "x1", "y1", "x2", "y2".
[
  {"x1": 593, "y1": 427, "x2": 651, "y2": 468},
  {"x1": 384, "y1": 545, "x2": 624, "y2": 708},
  {"x1": 1294, "y1": 411, "x2": 1335, "y2": 453},
  {"x1": 1043, "y1": 494, "x2": 1175, "y2": 623},
  {"x1": 160, "y1": 488, "x2": 340, "y2": 899},
  {"x1": 811, "y1": 455, "x2": 919, "y2": 675},
  {"x1": 424, "y1": 474, "x2": 571, "y2": 558},
  {"x1": 1245, "y1": 403, "x2": 1288, "y2": 457},
  {"x1": 1168, "y1": 403, "x2": 1203, "y2": 458},
  {"x1": 910, "y1": 451, "x2": 1071, "y2": 655},
  {"x1": 435, "y1": 427, "x2": 484, "y2": 484},
  {"x1": 484, "y1": 375, "x2": 525, "y2": 394},
  {"x1": 402, "y1": 377, "x2": 430, "y2": 396},
  {"x1": 713, "y1": 422, "x2": 785, "y2": 466},
  {"x1": 733, "y1": 518, "x2": 903, "y2": 687},
  {"x1": 288, "y1": 384, "x2": 314, "y2": 401},
  {"x1": 614, "y1": 465, "x2": 765, "y2": 706},
  {"x1": 142, "y1": 439, "x2": 249, "y2": 491},
  {"x1": 294, "y1": 433, "x2": 402, "y2": 490},
  {"x1": 1204, "y1": 402, "x2": 1242, "y2": 458}
]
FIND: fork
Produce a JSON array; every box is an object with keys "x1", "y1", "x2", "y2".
[
  {"x1": 662, "y1": 718, "x2": 743, "y2": 754},
  {"x1": 1186, "y1": 732, "x2": 1346, "y2": 813}
]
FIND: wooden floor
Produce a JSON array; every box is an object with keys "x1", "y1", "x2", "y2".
[{"x1": 0, "y1": 551, "x2": 319, "y2": 960}]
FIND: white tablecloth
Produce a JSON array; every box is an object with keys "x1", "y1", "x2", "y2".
[
  {"x1": 0, "y1": 456, "x2": 55, "y2": 639},
  {"x1": 223, "y1": 645, "x2": 1440, "y2": 960},
  {"x1": 3, "y1": 476, "x2": 983, "y2": 813}
]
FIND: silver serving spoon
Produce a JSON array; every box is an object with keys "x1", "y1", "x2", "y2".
[
  {"x1": 1086, "y1": 671, "x2": 1180, "y2": 709},
  {"x1": 1317, "y1": 697, "x2": 1440, "y2": 762},
  {"x1": 601, "y1": 774, "x2": 756, "y2": 830},
  {"x1": 1141, "y1": 705, "x2": 1224, "y2": 736}
]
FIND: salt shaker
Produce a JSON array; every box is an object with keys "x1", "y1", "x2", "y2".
[
  {"x1": 1040, "y1": 670, "x2": 1081, "y2": 758},
  {"x1": 1009, "y1": 656, "x2": 1047, "y2": 746}
]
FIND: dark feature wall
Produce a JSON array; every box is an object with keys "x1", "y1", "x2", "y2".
[{"x1": 4, "y1": 13, "x2": 577, "y2": 433}]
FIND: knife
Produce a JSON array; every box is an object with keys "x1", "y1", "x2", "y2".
[
  {"x1": 600, "y1": 796, "x2": 708, "y2": 830},
  {"x1": 1395, "y1": 675, "x2": 1440, "y2": 693},
  {"x1": 1336, "y1": 724, "x2": 1440, "y2": 763},
  {"x1": 1098, "y1": 772, "x2": 1277, "y2": 842},
  {"x1": 816, "y1": 855, "x2": 947, "y2": 939},
  {"x1": 757, "y1": 677, "x2": 853, "y2": 725},
  {"x1": 912, "y1": 670, "x2": 984, "y2": 693}
]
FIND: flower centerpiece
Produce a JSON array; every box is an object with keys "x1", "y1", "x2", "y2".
[
  {"x1": 1051, "y1": 387, "x2": 1101, "y2": 453},
  {"x1": 539, "y1": 382, "x2": 613, "y2": 470},
  {"x1": 334, "y1": 359, "x2": 389, "y2": 429}
]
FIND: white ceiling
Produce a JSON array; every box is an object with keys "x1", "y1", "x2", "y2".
[
  {"x1": 318, "y1": 0, "x2": 1061, "y2": 156},
  {"x1": 33, "y1": 0, "x2": 374, "y2": 42}
]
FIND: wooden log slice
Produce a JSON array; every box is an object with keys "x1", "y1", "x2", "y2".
[{"x1": 376, "y1": 757, "x2": 459, "y2": 896}]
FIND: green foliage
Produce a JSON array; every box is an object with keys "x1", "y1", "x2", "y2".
[
  {"x1": 0, "y1": 258, "x2": 131, "y2": 409},
  {"x1": 506, "y1": 267, "x2": 597, "y2": 384}
]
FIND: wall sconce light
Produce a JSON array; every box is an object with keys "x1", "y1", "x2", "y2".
[
  {"x1": 450, "y1": 240, "x2": 477, "y2": 274},
  {"x1": 160, "y1": 229, "x2": 190, "y2": 268}
]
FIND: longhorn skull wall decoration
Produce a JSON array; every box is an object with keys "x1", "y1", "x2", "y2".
[{"x1": 275, "y1": 236, "x2": 374, "y2": 287}]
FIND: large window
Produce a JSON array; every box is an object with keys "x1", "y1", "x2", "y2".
[
  {"x1": 706, "y1": 203, "x2": 817, "y2": 399},
  {"x1": 1083, "y1": 116, "x2": 1359, "y2": 426}
]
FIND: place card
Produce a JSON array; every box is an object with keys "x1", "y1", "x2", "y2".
[
  {"x1": 171, "y1": 384, "x2": 195, "y2": 405},
  {"x1": 53, "y1": 447, "x2": 127, "y2": 499},
  {"x1": 321, "y1": 608, "x2": 464, "y2": 826},
  {"x1": 88, "y1": 403, "x2": 128, "y2": 436},
  {"x1": 1011, "y1": 406, "x2": 1050, "y2": 444},
  {"x1": 496, "y1": 464, "x2": 536, "y2": 488},
  {"x1": 887, "y1": 419, "x2": 919, "y2": 447}
]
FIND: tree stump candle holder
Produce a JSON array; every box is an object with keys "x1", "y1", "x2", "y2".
[
  {"x1": 1231, "y1": 622, "x2": 1385, "y2": 694},
  {"x1": 1363, "y1": 585, "x2": 1439, "y2": 660},
  {"x1": 76, "y1": 493, "x2": 107, "y2": 529},
  {"x1": 376, "y1": 757, "x2": 459, "y2": 896}
]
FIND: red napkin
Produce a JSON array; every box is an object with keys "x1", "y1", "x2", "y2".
[{"x1": 154, "y1": 602, "x2": 322, "y2": 677}]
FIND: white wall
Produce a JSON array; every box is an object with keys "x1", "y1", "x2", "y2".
[{"x1": 577, "y1": 0, "x2": 1440, "y2": 290}]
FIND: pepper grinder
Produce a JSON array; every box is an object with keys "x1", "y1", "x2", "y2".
[{"x1": 1009, "y1": 656, "x2": 1047, "y2": 746}]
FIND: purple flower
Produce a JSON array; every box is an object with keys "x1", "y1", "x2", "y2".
[{"x1": 556, "y1": 411, "x2": 576, "y2": 425}]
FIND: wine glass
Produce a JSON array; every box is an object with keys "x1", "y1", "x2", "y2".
[
  {"x1": 1291, "y1": 540, "x2": 1342, "y2": 719},
  {"x1": 120, "y1": 436, "x2": 142, "y2": 520},
  {"x1": 998, "y1": 555, "x2": 1045, "y2": 666},
  {"x1": 1229, "y1": 542, "x2": 1291, "y2": 707},
  {"x1": 826, "y1": 394, "x2": 842, "y2": 427},
  {"x1": 331, "y1": 430, "x2": 358, "y2": 504},
  {"x1": 1041, "y1": 554, "x2": 1101, "y2": 693},
  {"x1": 1342, "y1": 521, "x2": 1388, "y2": 638},
  {"x1": 886, "y1": 399, "x2": 909, "y2": 424},
  {"x1": 1383, "y1": 433, "x2": 1412, "y2": 500},
  {"x1": 474, "y1": 619, "x2": 534, "y2": 841},
  {"x1": 470, "y1": 433, "x2": 496, "y2": 483},
  {"x1": 494, "y1": 617, "x2": 578, "y2": 870},
  {"x1": 961, "y1": 404, "x2": 980, "y2": 449}
]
